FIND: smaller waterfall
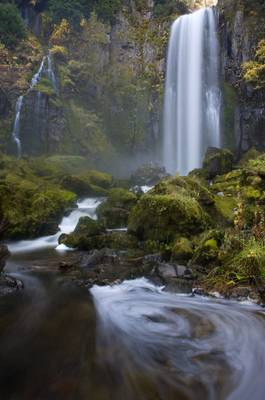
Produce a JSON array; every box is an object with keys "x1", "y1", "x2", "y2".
[
  {"x1": 11, "y1": 96, "x2": 24, "y2": 158},
  {"x1": 11, "y1": 53, "x2": 58, "y2": 157}
]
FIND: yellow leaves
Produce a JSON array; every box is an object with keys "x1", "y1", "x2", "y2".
[
  {"x1": 242, "y1": 40, "x2": 265, "y2": 88},
  {"x1": 50, "y1": 45, "x2": 68, "y2": 60},
  {"x1": 50, "y1": 19, "x2": 71, "y2": 45}
]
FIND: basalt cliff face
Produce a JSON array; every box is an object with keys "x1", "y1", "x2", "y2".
[{"x1": 218, "y1": 0, "x2": 265, "y2": 156}]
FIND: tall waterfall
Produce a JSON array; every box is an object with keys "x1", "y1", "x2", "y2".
[
  {"x1": 163, "y1": 8, "x2": 221, "y2": 175},
  {"x1": 11, "y1": 53, "x2": 58, "y2": 157}
]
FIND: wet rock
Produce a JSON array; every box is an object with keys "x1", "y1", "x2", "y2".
[
  {"x1": 97, "y1": 188, "x2": 137, "y2": 229},
  {"x1": 0, "y1": 244, "x2": 10, "y2": 272},
  {"x1": 229, "y1": 286, "x2": 251, "y2": 300},
  {"x1": 155, "y1": 262, "x2": 194, "y2": 280},
  {"x1": 130, "y1": 163, "x2": 170, "y2": 186},
  {"x1": 80, "y1": 248, "x2": 119, "y2": 268},
  {"x1": 0, "y1": 274, "x2": 23, "y2": 296},
  {"x1": 59, "y1": 261, "x2": 75, "y2": 271}
]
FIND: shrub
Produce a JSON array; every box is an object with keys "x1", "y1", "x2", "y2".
[{"x1": 0, "y1": 3, "x2": 26, "y2": 48}]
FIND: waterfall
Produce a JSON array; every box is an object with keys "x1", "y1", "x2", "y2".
[
  {"x1": 162, "y1": 8, "x2": 221, "y2": 176},
  {"x1": 11, "y1": 96, "x2": 24, "y2": 158},
  {"x1": 11, "y1": 53, "x2": 58, "y2": 157}
]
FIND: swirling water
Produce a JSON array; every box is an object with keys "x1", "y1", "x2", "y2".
[{"x1": 91, "y1": 278, "x2": 265, "y2": 400}]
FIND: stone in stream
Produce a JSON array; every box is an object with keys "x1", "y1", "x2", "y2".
[{"x1": 0, "y1": 244, "x2": 10, "y2": 272}]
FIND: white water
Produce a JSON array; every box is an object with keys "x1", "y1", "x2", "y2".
[
  {"x1": 163, "y1": 8, "x2": 221, "y2": 175},
  {"x1": 11, "y1": 96, "x2": 24, "y2": 158},
  {"x1": 91, "y1": 278, "x2": 265, "y2": 400},
  {"x1": 8, "y1": 198, "x2": 103, "y2": 254},
  {"x1": 11, "y1": 53, "x2": 58, "y2": 157}
]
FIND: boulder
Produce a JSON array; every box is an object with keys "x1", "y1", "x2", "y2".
[
  {"x1": 60, "y1": 216, "x2": 105, "y2": 250},
  {"x1": 128, "y1": 192, "x2": 208, "y2": 242},
  {"x1": 130, "y1": 163, "x2": 170, "y2": 186},
  {"x1": 203, "y1": 147, "x2": 234, "y2": 179},
  {"x1": 97, "y1": 188, "x2": 137, "y2": 229},
  {"x1": 0, "y1": 244, "x2": 10, "y2": 272}
]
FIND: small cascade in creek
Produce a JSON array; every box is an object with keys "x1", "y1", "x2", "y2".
[
  {"x1": 162, "y1": 7, "x2": 221, "y2": 176},
  {"x1": 11, "y1": 53, "x2": 58, "y2": 157}
]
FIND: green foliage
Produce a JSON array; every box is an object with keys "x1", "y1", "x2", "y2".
[
  {"x1": 206, "y1": 236, "x2": 265, "y2": 290},
  {"x1": 153, "y1": 0, "x2": 188, "y2": 18},
  {"x1": 47, "y1": 0, "x2": 122, "y2": 26},
  {"x1": 35, "y1": 77, "x2": 56, "y2": 97},
  {"x1": 0, "y1": 3, "x2": 26, "y2": 48},
  {"x1": 243, "y1": 40, "x2": 265, "y2": 88},
  {"x1": 94, "y1": 0, "x2": 122, "y2": 24}
]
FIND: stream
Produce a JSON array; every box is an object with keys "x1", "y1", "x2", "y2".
[{"x1": 1, "y1": 198, "x2": 265, "y2": 400}]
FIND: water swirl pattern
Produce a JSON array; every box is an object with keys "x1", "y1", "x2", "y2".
[{"x1": 91, "y1": 278, "x2": 265, "y2": 400}]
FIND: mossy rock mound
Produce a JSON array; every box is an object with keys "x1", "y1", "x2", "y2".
[
  {"x1": 0, "y1": 176, "x2": 76, "y2": 239},
  {"x1": 203, "y1": 147, "x2": 234, "y2": 179},
  {"x1": 60, "y1": 216, "x2": 105, "y2": 250},
  {"x1": 60, "y1": 216, "x2": 138, "y2": 251},
  {"x1": 171, "y1": 237, "x2": 193, "y2": 262},
  {"x1": 128, "y1": 191, "x2": 209, "y2": 243},
  {"x1": 61, "y1": 170, "x2": 112, "y2": 196},
  {"x1": 97, "y1": 188, "x2": 138, "y2": 229},
  {"x1": 152, "y1": 175, "x2": 215, "y2": 206},
  {"x1": 191, "y1": 230, "x2": 224, "y2": 267}
]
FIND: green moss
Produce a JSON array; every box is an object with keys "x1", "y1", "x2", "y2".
[
  {"x1": 128, "y1": 191, "x2": 208, "y2": 243},
  {"x1": 97, "y1": 188, "x2": 138, "y2": 228},
  {"x1": 35, "y1": 77, "x2": 56, "y2": 97},
  {"x1": 61, "y1": 170, "x2": 112, "y2": 196},
  {"x1": 221, "y1": 82, "x2": 238, "y2": 150},
  {"x1": 171, "y1": 237, "x2": 193, "y2": 262},
  {"x1": 191, "y1": 230, "x2": 224, "y2": 266},
  {"x1": 214, "y1": 195, "x2": 237, "y2": 225}
]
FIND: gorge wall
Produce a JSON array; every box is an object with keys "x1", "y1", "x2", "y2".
[{"x1": 218, "y1": 0, "x2": 265, "y2": 156}]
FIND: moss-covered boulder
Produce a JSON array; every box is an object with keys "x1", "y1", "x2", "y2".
[
  {"x1": 191, "y1": 230, "x2": 224, "y2": 266},
  {"x1": 0, "y1": 156, "x2": 95, "y2": 239},
  {"x1": 97, "y1": 188, "x2": 138, "y2": 228},
  {"x1": 60, "y1": 216, "x2": 105, "y2": 250},
  {"x1": 61, "y1": 169, "x2": 112, "y2": 196},
  {"x1": 0, "y1": 176, "x2": 76, "y2": 239},
  {"x1": 203, "y1": 147, "x2": 234, "y2": 179},
  {"x1": 171, "y1": 237, "x2": 193, "y2": 262},
  {"x1": 60, "y1": 216, "x2": 138, "y2": 252},
  {"x1": 128, "y1": 190, "x2": 209, "y2": 243}
]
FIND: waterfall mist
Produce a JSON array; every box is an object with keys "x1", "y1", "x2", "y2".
[{"x1": 163, "y1": 8, "x2": 221, "y2": 175}]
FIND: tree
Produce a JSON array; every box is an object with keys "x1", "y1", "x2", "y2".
[{"x1": 0, "y1": 3, "x2": 26, "y2": 48}]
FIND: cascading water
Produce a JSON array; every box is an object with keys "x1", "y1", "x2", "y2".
[
  {"x1": 11, "y1": 96, "x2": 24, "y2": 158},
  {"x1": 163, "y1": 7, "x2": 221, "y2": 175},
  {"x1": 11, "y1": 53, "x2": 58, "y2": 157}
]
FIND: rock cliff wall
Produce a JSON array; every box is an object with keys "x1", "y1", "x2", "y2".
[{"x1": 218, "y1": 0, "x2": 265, "y2": 156}]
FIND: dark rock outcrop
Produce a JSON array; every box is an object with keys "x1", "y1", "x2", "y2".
[
  {"x1": 0, "y1": 244, "x2": 10, "y2": 272},
  {"x1": 218, "y1": 0, "x2": 265, "y2": 156}
]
